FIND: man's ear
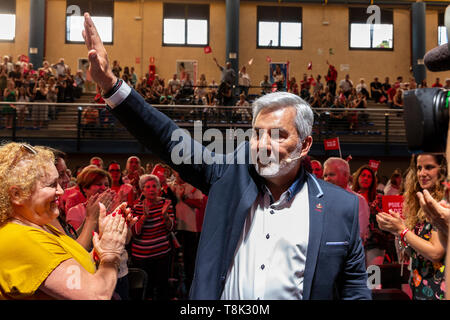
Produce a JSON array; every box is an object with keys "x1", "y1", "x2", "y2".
[
  {"x1": 9, "y1": 186, "x2": 24, "y2": 206},
  {"x1": 300, "y1": 136, "x2": 313, "y2": 158}
]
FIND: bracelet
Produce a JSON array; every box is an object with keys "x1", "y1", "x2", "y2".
[
  {"x1": 102, "y1": 78, "x2": 122, "y2": 98},
  {"x1": 400, "y1": 228, "x2": 409, "y2": 247}
]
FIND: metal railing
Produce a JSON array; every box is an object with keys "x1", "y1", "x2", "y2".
[{"x1": 0, "y1": 101, "x2": 406, "y2": 149}]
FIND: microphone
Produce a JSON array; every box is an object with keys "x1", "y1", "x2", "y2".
[
  {"x1": 285, "y1": 156, "x2": 302, "y2": 164},
  {"x1": 424, "y1": 6, "x2": 450, "y2": 72},
  {"x1": 424, "y1": 44, "x2": 450, "y2": 72}
]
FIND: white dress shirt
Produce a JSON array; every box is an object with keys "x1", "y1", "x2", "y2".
[{"x1": 221, "y1": 177, "x2": 309, "y2": 300}]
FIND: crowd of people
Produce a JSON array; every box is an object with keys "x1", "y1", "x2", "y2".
[
  {"x1": 2, "y1": 42, "x2": 450, "y2": 301},
  {"x1": 1, "y1": 140, "x2": 448, "y2": 300},
  {"x1": 0, "y1": 55, "x2": 85, "y2": 129},
  {"x1": 2, "y1": 52, "x2": 450, "y2": 132}
]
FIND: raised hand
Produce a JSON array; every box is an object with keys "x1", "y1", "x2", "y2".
[
  {"x1": 93, "y1": 211, "x2": 127, "y2": 266},
  {"x1": 82, "y1": 12, "x2": 117, "y2": 92},
  {"x1": 417, "y1": 190, "x2": 450, "y2": 237}
]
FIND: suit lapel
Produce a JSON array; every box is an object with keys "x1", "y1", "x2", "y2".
[{"x1": 303, "y1": 173, "x2": 325, "y2": 300}]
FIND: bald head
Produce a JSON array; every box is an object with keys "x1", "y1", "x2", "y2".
[{"x1": 323, "y1": 157, "x2": 350, "y2": 189}]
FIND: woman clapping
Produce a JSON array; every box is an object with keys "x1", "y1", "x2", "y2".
[{"x1": 0, "y1": 142, "x2": 135, "y2": 299}]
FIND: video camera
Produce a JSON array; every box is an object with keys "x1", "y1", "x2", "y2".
[{"x1": 404, "y1": 5, "x2": 450, "y2": 153}]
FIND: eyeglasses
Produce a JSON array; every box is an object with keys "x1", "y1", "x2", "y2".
[{"x1": 8, "y1": 143, "x2": 38, "y2": 170}]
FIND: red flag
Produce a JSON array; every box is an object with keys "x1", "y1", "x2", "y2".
[
  {"x1": 266, "y1": 56, "x2": 272, "y2": 63},
  {"x1": 19, "y1": 54, "x2": 29, "y2": 63},
  {"x1": 369, "y1": 160, "x2": 381, "y2": 171},
  {"x1": 204, "y1": 46, "x2": 212, "y2": 54},
  {"x1": 324, "y1": 137, "x2": 340, "y2": 151},
  {"x1": 307, "y1": 61, "x2": 312, "y2": 70},
  {"x1": 382, "y1": 195, "x2": 404, "y2": 218}
]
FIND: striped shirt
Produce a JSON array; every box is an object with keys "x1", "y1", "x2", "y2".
[{"x1": 131, "y1": 199, "x2": 175, "y2": 260}]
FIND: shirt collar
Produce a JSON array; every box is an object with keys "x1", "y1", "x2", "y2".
[{"x1": 259, "y1": 166, "x2": 306, "y2": 204}]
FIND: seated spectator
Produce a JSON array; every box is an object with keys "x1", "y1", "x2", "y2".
[
  {"x1": 260, "y1": 75, "x2": 272, "y2": 95},
  {"x1": 16, "y1": 86, "x2": 30, "y2": 129},
  {"x1": 9, "y1": 63, "x2": 22, "y2": 88},
  {"x1": 0, "y1": 142, "x2": 130, "y2": 300},
  {"x1": 328, "y1": 96, "x2": 349, "y2": 131},
  {"x1": 288, "y1": 77, "x2": 299, "y2": 96},
  {"x1": 313, "y1": 74, "x2": 324, "y2": 94},
  {"x1": 32, "y1": 79, "x2": 48, "y2": 129},
  {"x1": 444, "y1": 78, "x2": 450, "y2": 89},
  {"x1": 391, "y1": 88, "x2": 403, "y2": 110},
  {"x1": 3, "y1": 79, "x2": 17, "y2": 129},
  {"x1": 181, "y1": 73, "x2": 194, "y2": 96},
  {"x1": 74, "y1": 70, "x2": 85, "y2": 98},
  {"x1": 408, "y1": 77, "x2": 417, "y2": 90},
  {"x1": 300, "y1": 73, "x2": 311, "y2": 99},
  {"x1": 235, "y1": 93, "x2": 251, "y2": 122},
  {"x1": 81, "y1": 105, "x2": 100, "y2": 133},
  {"x1": 381, "y1": 76, "x2": 391, "y2": 103},
  {"x1": 370, "y1": 77, "x2": 382, "y2": 103},
  {"x1": 432, "y1": 77, "x2": 443, "y2": 88},
  {"x1": 356, "y1": 78, "x2": 369, "y2": 99},
  {"x1": 160, "y1": 87, "x2": 173, "y2": 105},
  {"x1": 168, "y1": 73, "x2": 181, "y2": 96},
  {"x1": 339, "y1": 74, "x2": 353, "y2": 98},
  {"x1": 47, "y1": 77, "x2": 58, "y2": 120},
  {"x1": 309, "y1": 91, "x2": 322, "y2": 109},
  {"x1": 0, "y1": 65, "x2": 8, "y2": 99},
  {"x1": 194, "y1": 74, "x2": 208, "y2": 105}
]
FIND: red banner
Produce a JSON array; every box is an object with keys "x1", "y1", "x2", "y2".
[
  {"x1": 382, "y1": 195, "x2": 404, "y2": 218},
  {"x1": 324, "y1": 137, "x2": 340, "y2": 150},
  {"x1": 369, "y1": 160, "x2": 381, "y2": 171}
]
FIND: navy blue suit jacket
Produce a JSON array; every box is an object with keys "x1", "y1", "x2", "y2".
[{"x1": 110, "y1": 89, "x2": 371, "y2": 300}]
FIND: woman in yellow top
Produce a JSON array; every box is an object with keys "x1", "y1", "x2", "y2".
[{"x1": 0, "y1": 142, "x2": 134, "y2": 300}]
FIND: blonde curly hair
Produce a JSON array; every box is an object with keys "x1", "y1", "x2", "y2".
[
  {"x1": 403, "y1": 154, "x2": 447, "y2": 230},
  {"x1": 0, "y1": 142, "x2": 54, "y2": 225}
]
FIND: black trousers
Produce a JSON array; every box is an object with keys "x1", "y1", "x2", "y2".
[
  {"x1": 177, "y1": 230, "x2": 200, "y2": 294},
  {"x1": 132, "y1": 254, "x2": 171, "y2": 300}
]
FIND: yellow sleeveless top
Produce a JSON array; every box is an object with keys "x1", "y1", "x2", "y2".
[{"x1": 0, "y1": 222, "x2": 96, "y2": 299}]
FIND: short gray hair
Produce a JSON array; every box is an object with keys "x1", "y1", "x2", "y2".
[
  {"x1": 252, "y1": 91, "x2": 314, "y2": 141},
  {"x1": 323, "y1": 157, "x2": 350, "y2": 176},
  {"x1": 139, "y1": 174, "x2": 160, "y2": 191}
]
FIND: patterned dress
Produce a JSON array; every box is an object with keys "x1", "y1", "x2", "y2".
[{"x1": 410, "y1": 222, "x2": 446, "y2": 300}]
